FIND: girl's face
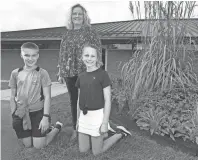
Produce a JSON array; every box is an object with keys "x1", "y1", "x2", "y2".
[
  {"x1": 71, "y1": 7, "x2": 84, "y2": 26},
  {"x1": 82, "y1": 46, "x2": 98, "y2": 68},
  {"x1": 21, "y1": 48, "x2": 39, "y2": 68}
]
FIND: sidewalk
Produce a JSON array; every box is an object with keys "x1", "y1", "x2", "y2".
[{"x1": 0, "y1": 82, "x2": 67, "y2": 101}]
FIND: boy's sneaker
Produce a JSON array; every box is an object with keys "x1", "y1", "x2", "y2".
[
  {"x1": 55, "y1": 121, "x2": 63, "y2": 131},
  {"x1": 116, "y1": 126, "x2": 132, "y2": 137},
  {"x1": 46, "y1": 125, "x2": 54, "y2": 134}
]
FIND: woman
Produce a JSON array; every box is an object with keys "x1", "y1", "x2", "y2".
[{"x1": 57, "y1": 3, "x2": 103, "y2": 140}]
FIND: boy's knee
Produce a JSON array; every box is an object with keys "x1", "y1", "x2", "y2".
[
  {"x1": 33, "y1": 137, "x2": 46, "y2": 149},
  {"x1": 24, "y1": 143, "x2": 32, "y2": 148},
  {"x1": 22, "y1": 137, "x2": 32, "y2": 148},
  {"x1": 33, "y1": 141, "x2": 46, "y2": 149}
]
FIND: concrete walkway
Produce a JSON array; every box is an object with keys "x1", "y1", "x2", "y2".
[{"x1": 0, "y1": 82, "x2": 67, "y2": 101}]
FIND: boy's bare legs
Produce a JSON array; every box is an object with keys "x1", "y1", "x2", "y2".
[
  {"x1": 33, "y1": 128, "x2": 59, "y2": 149},
  {"x1": 78, "y1": 132, "x2": 91, "y2": 153},
  {"x1": 22, "y1": 137, "x2": 32, "y2": 148},
  {"x1": 33, "y1": 121, "x2": 63, "y2": 149}
]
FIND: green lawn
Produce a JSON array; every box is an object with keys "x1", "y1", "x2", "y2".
[{"x1": 8, "y1": 94, "x2": 197, "y2": 160}]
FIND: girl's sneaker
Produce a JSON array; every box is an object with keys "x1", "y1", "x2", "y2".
[
  {"x1": 108, "y1": 123, "x2": 116, "y2": 133},
  {"x1": 116, "y1": 126, "x2": 132, "y2": 137}
]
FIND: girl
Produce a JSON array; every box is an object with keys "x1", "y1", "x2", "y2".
[{"x1": 75, "y1": 43, "x2": 131, "y2": 156}]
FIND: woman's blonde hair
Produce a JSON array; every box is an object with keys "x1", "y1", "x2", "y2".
[
  {"x1": 82, "y1": 43, "x2": 103, "y2": 68},
  {"x1": 65, "y1": 4, "x2": 91, "y2": 30}
]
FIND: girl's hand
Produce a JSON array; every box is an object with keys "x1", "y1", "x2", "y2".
[
  {"x1": 39, "y1": 117, "x2": 50, "y2": 134},
  {"x1": 100, "y1": 123, "x2": 108, "y2": 134}
]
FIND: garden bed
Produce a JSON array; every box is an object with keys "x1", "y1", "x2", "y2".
[{"x1": 110, "y1": 106, "x2": 198, "y2": 157}]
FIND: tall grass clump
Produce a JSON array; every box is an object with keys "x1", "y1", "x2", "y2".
[{"x1": 121, "y1": 1, "x2": 198, "y2": 106}]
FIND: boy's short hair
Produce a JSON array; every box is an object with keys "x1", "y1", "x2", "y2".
[{"x1": 21, "y1": 42, "x2": 39, "y2": 52}]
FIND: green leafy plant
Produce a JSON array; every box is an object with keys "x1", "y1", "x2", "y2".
[
  {"x1": 136, "y1": 105, "x2": 167, "y2": 135},
  {"x1": 182, "y1": 110, "x2": 198, "y2": 143},
  {"x1": 161, "y1": 115, "x2": 181, "y2": 141},
  {"x1": 135, "y1": 88, "x2": 198, "y2": 143}
]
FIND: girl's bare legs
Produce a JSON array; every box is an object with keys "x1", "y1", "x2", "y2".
[
  {"x1": 91, "y1": 126, "x2": 131, "y2": 156},
  {"x1": 78, "y1": 132, "x2": 91, "y2": 152}
]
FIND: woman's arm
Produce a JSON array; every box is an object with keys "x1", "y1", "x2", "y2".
[{"x1": 102, "y1": 86, "x2": 111, "y2": 124}]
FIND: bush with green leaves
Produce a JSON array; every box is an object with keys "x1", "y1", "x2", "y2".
[{"x1": 135, "y1": 87, "x2": 198, "y2": 143}]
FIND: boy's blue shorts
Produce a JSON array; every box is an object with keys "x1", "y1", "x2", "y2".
[{"x1": 12, "y1": 109, "x2": 47, "y2": 139}]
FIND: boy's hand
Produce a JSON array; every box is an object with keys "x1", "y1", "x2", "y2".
[
  {"x1": 39, "y1": 117, "x2": 50, "y2": 134},
  {"x1": 100, "y1": 123, "x2": 108, "y2": 134}
]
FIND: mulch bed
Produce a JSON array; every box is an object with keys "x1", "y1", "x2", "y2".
[{"x1": 110, "y1": 105, "x2": 198, "y2": 157}]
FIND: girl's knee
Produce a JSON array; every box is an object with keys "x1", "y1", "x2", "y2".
[
  {"x1": 92, "y1": 149, "x2": 101, "y2": 156},
  {"x1": 79, "y1": 145, "x2": 90, "y2": 153},
  {"x1": 78, "y1": 133, "x2": 91, "y2": 153}
]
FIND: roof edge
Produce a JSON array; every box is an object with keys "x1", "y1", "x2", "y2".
[{"x1": 2, "y1": 18, "x2": 198, "y2": 33}]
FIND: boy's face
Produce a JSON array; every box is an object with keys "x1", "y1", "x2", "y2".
[
  {"x1": 21, "y1": 48, "x2": 39, "y2": 68},
  {"x1": 82, "y1": 46, "x2": 98, "y2": 68}
]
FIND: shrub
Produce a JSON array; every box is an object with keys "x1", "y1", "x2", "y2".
[{"x1": 135, "y1": 87, "x2": 198, "y2": 143}]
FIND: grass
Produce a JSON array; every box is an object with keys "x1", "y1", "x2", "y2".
[{"x1": 6, "y1": 93, "x2": 197, "y2": 160}]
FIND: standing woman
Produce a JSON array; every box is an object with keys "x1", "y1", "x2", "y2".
[{"x1": 57, "y1": 4, "x2": 103, "y2": 140}]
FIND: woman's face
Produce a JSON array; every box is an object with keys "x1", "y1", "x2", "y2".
[{"x1": 72, "y1": 7, "x2": 84, "y2": 26}]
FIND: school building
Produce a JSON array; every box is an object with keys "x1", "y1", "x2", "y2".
[{"x1": 1, "y1": 18, "x2": 198, "y2": 81}]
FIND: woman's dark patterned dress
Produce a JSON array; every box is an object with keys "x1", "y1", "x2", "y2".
[{"x1": 58, "y1": 26, "x2": 102, "y2": 77}]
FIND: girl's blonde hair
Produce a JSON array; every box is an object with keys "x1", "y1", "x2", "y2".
[
  {"x1": 65, "y1": 4, "x2": 91, "y2": 30},
  {"x1": 82, "y1": 43, "x2": 103, "y2": 68}
]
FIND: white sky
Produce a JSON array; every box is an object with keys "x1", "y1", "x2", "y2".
[{"x1": 0, "y1": 0, "x2": 198, "y2": 32}]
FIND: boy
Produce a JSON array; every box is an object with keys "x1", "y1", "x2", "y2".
[{"x1": 9, "y1": 42, "x2": 63, "y2": 149}]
